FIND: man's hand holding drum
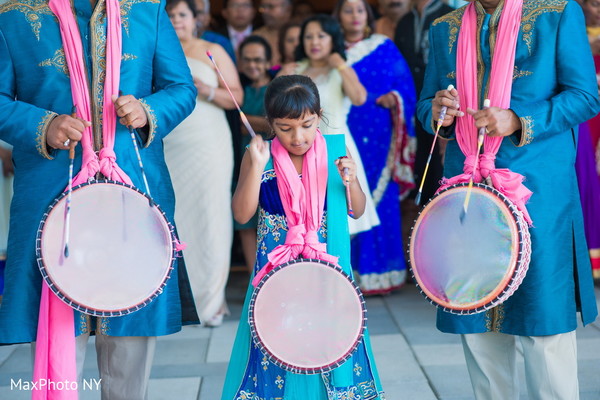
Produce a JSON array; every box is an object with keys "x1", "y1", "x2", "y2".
[
  {"x1": 46, "y1": 114, "x2": 89, "y2": 150},
  {"x1": 466, "y1": 106, "x2": 522, "y2": 137},
  {"x1": 111, "y1": 93, "x2": 148, "y2": 129},
  {"x1": 432, "y1": 85, "x2": 463, "y2": 127}
]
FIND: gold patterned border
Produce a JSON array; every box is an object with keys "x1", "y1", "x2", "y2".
[
  {"x1": 139, "y1": 98, "x2": 157, "y2": 147},
  {"x1": 119, "y1": 0, "x2": 160, "y2": 36},
  {"x1": 517, "y1": 116, "x2": 534, "y2": 146},
  {"x1": 0, "y1": 0, "x2": 54, "y2": 41},
  {"x1": 485, "y1": 304, "x2": 505, "y2": 332},
  {"x1": 513, "y1": 66, "x2": 533, "y2": 80},
  {"x1": 36, "y1": 111, "x2": 58, "y2": 159},
  {"x1": 432, "y1": 5, "x2": 467, "y2": 54},
  {"x1": 38, "y1": 48, "x2": 69, "y2": 76},
  {"x1": 521, "y1": 0, "x2": 567, "y2": 55}
]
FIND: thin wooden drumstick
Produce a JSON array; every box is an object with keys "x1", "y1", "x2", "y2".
[
  {"x1": 415, "y1": 84, "x2": 454, "y2": 206},
  {"x1": 63, "y1": 105, "x2": 77, "y2": 258},
  {"x1": 338, "y1": 156, "x2": 354, "y2": 217},
  {"x1": 460, "y1": 99, "x2": 491, "y2": 223},
  {"x1": 128, "y1": 124, "x2": 154, "y2": 207},
  {"x1": 118, "y1": 91, "x2": 154, "y2": 207},
  {"x1": 206, "y1": 50, "x2": 257, "y2": 138}
]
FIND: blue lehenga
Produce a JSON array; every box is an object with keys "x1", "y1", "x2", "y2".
[
  {"x1": 346, "y1": 34, "x2": 417, "y2": 295},
  {"x1": 221, "y1": 135, "x2": 385, "y2": 400}
]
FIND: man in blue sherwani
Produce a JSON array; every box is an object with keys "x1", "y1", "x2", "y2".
[
  {"x1": 0, "y1": 0, "x2": 196, "y2": 397},
  {"x1": 418, "y1": 0, "x2": 599, "y2": 398}
]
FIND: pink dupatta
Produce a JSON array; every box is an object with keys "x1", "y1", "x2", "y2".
[
  {"x1": 252, "y1": 131, "x2": 339, "y2": 286},
  {"x1": 438, "y1": 0, "x2": 532, "y2": 224},
  {"x1": 34, "y1": 0, "x2": 128, "y2": 397}
]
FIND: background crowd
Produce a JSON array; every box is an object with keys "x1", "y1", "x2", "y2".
[{"x1": 0, "y1": 0, "x2": 599, "y2": 320}]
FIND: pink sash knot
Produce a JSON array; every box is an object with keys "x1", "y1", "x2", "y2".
[
  {"x1": 439, "y1": 151, "x2": 533, "y2": 224},
  {"x1": 252, "y1": 223, "x2": 338, "y2": 286}
]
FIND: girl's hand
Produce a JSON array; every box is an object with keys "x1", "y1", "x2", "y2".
[
  {"x1": 248, "y1": 135, "x2": 270, "y2": 170},
  {"x1": 277, "y1": 62, "x2": 298, "y2": 77},
  {"x1": 335, "y1": 155, "x2": 358, "y2": 185},
  {"x1": 375, "y1": 92, "x2": 397, "y2": 109},
  {"x1": 328, "y1": 53, "x2": 346, "y2": 70},
  {"x1": 432, "y1": 86, "x2": 463, "y2": 128}
]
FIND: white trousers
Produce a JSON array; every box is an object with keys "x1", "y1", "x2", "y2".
[
  {"x1": 76, "y1": 332, "x2": 156, "y2": 400},
  {"x1": 461, "y1": 331, "x2": 579, "y2": 400}
]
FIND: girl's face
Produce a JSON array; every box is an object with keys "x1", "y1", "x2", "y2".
[
  {"x1": 167, "y1": 1, "x2": 196, "y2": 41},
  {"x1": 272, "y1": 112, "x2": 320, "y2": 156},
  {"x1": 303, "y1": 21, "x2": 333, "y2": 62},
  {"x1": 339, "y1": 0, "x2": 368, "y2": 37},
  {"x1": 239, "y1": 43, "x2": 270, "y2": 83},
  {"x1": 283, "y1": 26, "x2": 301, "y2": 63}
]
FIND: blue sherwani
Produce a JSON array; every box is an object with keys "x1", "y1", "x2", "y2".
[
  {"x1": 417, "y1": 0, "x2": 599, "y2": 336},
  {"x1": 0, "y1": 0, "x2": 196, "y2": 343}
]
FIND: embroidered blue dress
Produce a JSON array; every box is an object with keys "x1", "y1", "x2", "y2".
[
  {"x1": 0, "y1": 0, "x2": 196, "y2": 343},
  {"x1": 221, "y1": 135, "x2": 385, "y2": 400},
  {"x1": 417, "y1": 0, "x2": 599, "y2": 336},
  {"x1": 346, "y1": 34, "x2": 416, "y2": 295}
]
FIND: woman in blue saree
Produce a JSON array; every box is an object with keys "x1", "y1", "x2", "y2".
[{"x1": 334, "y1": 0, "x2": 417, "y2": 295}]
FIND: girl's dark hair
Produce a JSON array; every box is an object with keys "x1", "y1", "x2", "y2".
[
  {"x1": 165, "y1": 0, "x2": 197, "y2": 17},
  {"x1": 331, "y1": 0, "x2": 376, "y2": 38},
  {"x1": 278, "y1": 21, "x2": 302, "y2": 64},
  {"x1": 264, "y1": 75, "x2": 322, "y2": 121},
  {"x1": 239, "y1": 35, "x2": 273, "y2": 64},
  {"x1": 294, "y1": 14, "x2": 347, "y2": 62}
]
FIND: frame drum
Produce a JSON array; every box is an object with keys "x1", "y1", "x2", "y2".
[
  {"x1": 409, "y1": 183, "x2": 531, "y2": 314},
  {"x1": 249, "y1": 258, "x2": 366, "y2": 374},
  {"x1": 36, "y1": 180, "x2": 175, "y2": 317}
]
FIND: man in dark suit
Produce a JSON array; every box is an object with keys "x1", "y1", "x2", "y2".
[{"x1": 217, "y1": 0, "x2": 257, "y2": 55}]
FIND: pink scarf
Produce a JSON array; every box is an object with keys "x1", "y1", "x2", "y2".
[
  {"x1": 252, "y1": 130, "x2": 339, "y2": 286},
  {"x1": 34, "y1": 0, "x2": 127, "y2": 397},
  {"x1": 439, "y1": 0, "x2": 532, "y2": 224}
]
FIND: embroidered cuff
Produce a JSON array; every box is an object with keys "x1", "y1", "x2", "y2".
[
  {"x1": 36, "y1": 111, "x2": 59, "y2": 160},
  {"x1": 510, "y1": 116, "x2": 534, "y2": 147},
  {"x1": 139, "y1": 98, "x2": 157, "y2": 148}
]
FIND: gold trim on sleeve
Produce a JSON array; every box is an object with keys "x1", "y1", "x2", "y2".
[
  {"x1": 139, "y1": 98, "x2": 157, "y2": 147},
  {"x1": 36, "y1": 111, "x2": 58, "y2": 160}
]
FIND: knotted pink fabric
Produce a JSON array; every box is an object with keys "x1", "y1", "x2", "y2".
[
  {"x1": 439, "y1": 0, "x2": 533, "y2": 224},
  {"x1": 34, "y1": 0, "x2": 128, "y2": 397},
  {"x1": 252, "y1": 130, "x2": 339, "y2": 286}
]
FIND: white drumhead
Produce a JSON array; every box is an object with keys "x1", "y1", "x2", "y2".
[
  {"x1": 37, "y1": 181, "x2": 174, "y2": 316},
  {"x1": 249, "y1": 259, "x2": 365, "y2": 374}
]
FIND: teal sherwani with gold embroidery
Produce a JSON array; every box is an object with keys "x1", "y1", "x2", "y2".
[
  {"x1": 417, "y1": 0, "x2": 599, "y2": 336},
  {"x1": 0, "y1": 0, "x2": 196, "y2": 343}
]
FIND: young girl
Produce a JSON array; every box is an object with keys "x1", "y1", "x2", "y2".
[
  {"x1": 234, "y1": 35, "x2": 273, "y2": 272},
  {"x1": 222, "y1": 75, "x2": 385, "y2": 399}
]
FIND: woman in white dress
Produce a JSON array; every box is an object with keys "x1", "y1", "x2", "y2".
[
  {"x1": 166, "y1": 0, "x2": 243, "y2": 326},
  {"x1": 279, "y1": 14, "x2": 379, "y2": 234}
]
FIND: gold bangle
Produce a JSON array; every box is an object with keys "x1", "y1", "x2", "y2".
[{"x1": 337, "y1": 63, "x2": 348, "y2": 72}]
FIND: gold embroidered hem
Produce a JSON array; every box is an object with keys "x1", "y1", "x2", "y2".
[
  {"x1": 484, "y1": 304, "x2": 505, "y2": 332},
  {"x1": 513, "y1": 116, "x2": 534, "y2": 147},
  {"x1": 139, "y1": 98, "x2": 157, "y2": 147},
  {"x1": 36, "y1": 111, "x2": 58, "y2": 160}
]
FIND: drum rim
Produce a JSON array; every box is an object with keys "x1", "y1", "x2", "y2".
[
  {"x1": 35, "y1": 180, "x2": 177, "y2": 317},
  {"x1": 248, "y1": 258, "x2": 367, "y2": 374},
  {"x1": 409, "y1": 182, "x2": 530, "y2": 314}
]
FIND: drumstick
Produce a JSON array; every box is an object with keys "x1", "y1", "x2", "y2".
[
  {"x1": 118, "y1": 91, "x2": 155, "y2": 207},
  {"x1": 63, "y1": 106, "x2": 77, "y2": 258},
  {"x1": 206, "y1": 50, "x2": 256, "y2": 138},
  {"x1": 460, "y1": 99, "x2": 491, "y2": 223},
  {"x1": 338, "y1": 156, "x2": 354, "y2": 217},
  {"x1": 128, "y1": 124, "x2": 154, "y2": 207},
  {"x1": 415, "y1": 84, "x2": 454, "y2": 206}
]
